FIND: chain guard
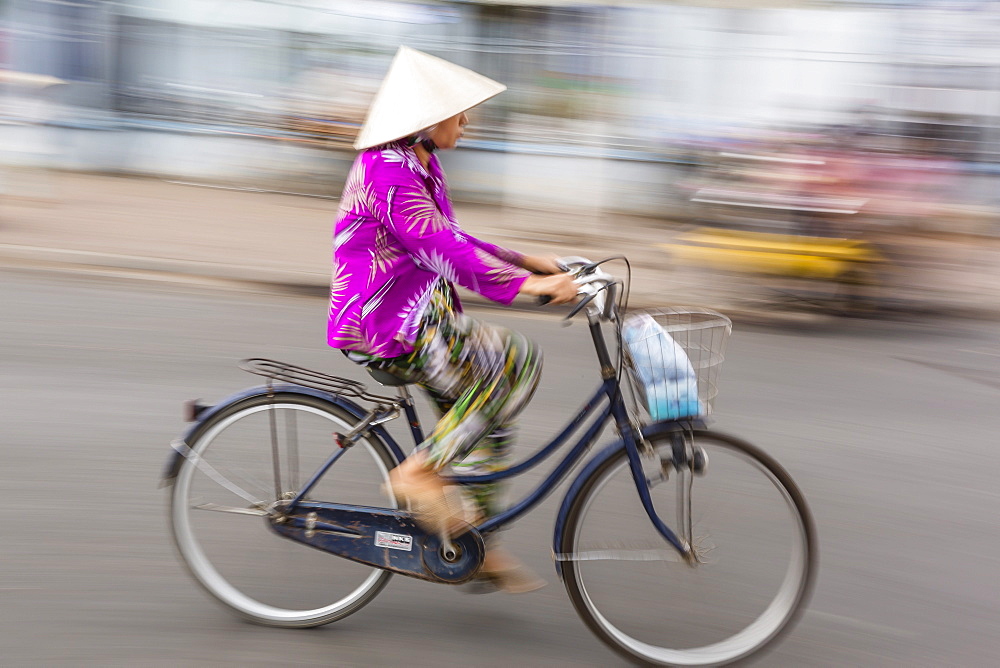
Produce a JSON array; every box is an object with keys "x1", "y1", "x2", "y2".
[{"x1": 268, "y1": 501, "x2": 485, "y2": 584}]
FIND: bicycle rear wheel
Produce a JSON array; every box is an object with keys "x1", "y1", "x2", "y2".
[
  {"x1": 169, "y1": 393, "x2": 399, "y2": 627},
  {"x1": 560, "y1": 430, "x2": 816, "y2": 666}
]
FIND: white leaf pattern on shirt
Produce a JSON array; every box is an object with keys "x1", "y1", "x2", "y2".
[
  {"x1": 329, "y1": 262, "x2": 353, "y2": 305},
  {"x1": 331, "y1": 293, "x2": 359, "y2": 325},
  {"x1": 337, "y1": 161, "x2": 375, "y2": 218},
  {"x1": 396, "y1": 186, "x2": 448, "y2": 236},
  {"x1": 414, "y1": 248, "x2": 461, "y2": 285},
  {"x1": 331, "y1": 309, "x2": 363, "y2": 348},
  {"x1": 381, "y1": 145, "x2": 425, "y2": 177},
  {"x1": 397, "y1": 291, "x2": 426, "y2": 323},
  {"x1": 474, "y1": 247, "x2": 526, "y2": 287},
  {"x1": 334, "y1": 218, "x2": 362, "y2": 249},
  {"x1": 397, "y1": 279, "x2": 441, "y2": 345},
  {"x1": 361, "y1": 276, "x2": 396, "y2": 319},
  {"x1": 369, "y1": 226, "x2": 403, "y2": 283}
]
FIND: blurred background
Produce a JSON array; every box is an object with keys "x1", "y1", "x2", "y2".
[
  {"x1": 4, "y1": 2, "x2": 1000, "y2": 666},
  {"x1": 6, "y1": 0, "x2": 1000, "y2": 210},
  {"x1": 3, "y1": 0, "x2": 1000, "y2": 315}
]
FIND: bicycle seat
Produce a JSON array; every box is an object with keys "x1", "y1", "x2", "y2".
[{"x1": 366, "y1": 368, "x2": 413, "y2": 387}]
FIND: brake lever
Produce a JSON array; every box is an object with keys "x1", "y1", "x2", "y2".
[
  {"x1": 563, "y1": 291, "x2": 597, "y2": 321},
  {"x1": 603, "y1": 281, "x2": 618, "y2": 321}
]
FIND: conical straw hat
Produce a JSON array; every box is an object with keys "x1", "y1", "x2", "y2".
[{"x1": 353, "y1": 46, "x2": 506, "y2": 150}]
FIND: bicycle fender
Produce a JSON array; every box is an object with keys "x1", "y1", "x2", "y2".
[
  {"x1": 160, "y1": 384, "x2": 406, "y2": 486},
  {"x1": 551, "y1": 419, "x2": 705, "y2": 580}
]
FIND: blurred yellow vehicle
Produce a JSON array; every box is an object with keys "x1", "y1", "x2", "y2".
[
  {"x1": 666, "y1": 147, "x2": 888, "y2": 315},
  {"x1": 664, "y1": 227, "x2": 882, "y2": 280},
  {"x1": 663, "y1": 227, "x2": 886, "y2": 315}
]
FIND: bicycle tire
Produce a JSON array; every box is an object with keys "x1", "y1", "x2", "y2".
[
  {"x1": 560, "y1": 430, "x2": 816, "y2": 666},
  {"x1": 169, "y1": 392, "x2": 399, "y2": 628}
]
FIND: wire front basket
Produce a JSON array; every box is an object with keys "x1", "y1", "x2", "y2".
[{"x1": 622, "y1": 307, "x2": 733, "y2": 421}]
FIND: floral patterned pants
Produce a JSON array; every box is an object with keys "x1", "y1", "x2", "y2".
[{"x1": 352, "y1": 285, "x2": 542, "y2": 517}]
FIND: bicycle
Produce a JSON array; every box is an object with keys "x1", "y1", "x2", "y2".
[{"x1": 162, "y1": 257, "x2": 817, "y2": 666}]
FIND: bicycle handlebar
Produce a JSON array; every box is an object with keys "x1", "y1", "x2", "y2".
[{"x1": 536, "y1": 256, "x2": 620, "y2": 321}]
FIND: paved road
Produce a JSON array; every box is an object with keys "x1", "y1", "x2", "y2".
[{"x1": 4, "y1": 266, "x2": 999, "y2": 666}]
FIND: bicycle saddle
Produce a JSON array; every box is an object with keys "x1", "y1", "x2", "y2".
[{"x1": 366, "y1": 368, "x2": 412, "y2": 387}]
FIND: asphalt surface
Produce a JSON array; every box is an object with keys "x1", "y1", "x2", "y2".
[{"x1": 4, "y1": 265, "x2": 1000, "y2": 666}]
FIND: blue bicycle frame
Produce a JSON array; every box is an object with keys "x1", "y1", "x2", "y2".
[
  {"x1": 302, "y1": 314, "x2": 700, "y2": 558},
  {"x1": 164, "y1": 313, "x2": 703, "y2": 563}
]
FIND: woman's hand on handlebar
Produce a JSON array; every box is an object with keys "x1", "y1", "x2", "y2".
[
  {"x1": 519, "y1": 273, "x2": 577, "y2": 305},
  {"x1": 521, "y1": 254, "x2": 564, "y2": 275}
]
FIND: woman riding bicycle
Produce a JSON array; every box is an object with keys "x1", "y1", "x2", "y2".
[{"x1": 327, "y1": 46, "x2": 576, "y2": 592}]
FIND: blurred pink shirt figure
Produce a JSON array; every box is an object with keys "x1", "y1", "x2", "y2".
[{"x1": 327, "y1": 140, "x2": 530, "y2": 357}]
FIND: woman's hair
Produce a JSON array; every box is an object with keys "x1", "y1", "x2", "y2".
[{"x1": 408, "y1": 126, "x2": 438, "y2": 152}]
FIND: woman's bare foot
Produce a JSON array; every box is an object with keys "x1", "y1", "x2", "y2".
[
  {"x1": 478, "y1": 547, "x2": 546, "y2": 594},
  {"x1": 387, "y1": 452, "x2": 479, "y2": 537}
]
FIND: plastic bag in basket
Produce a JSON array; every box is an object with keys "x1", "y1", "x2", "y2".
[{"x1": 623, "y1": 313, "x2": 703, "y2": 420}]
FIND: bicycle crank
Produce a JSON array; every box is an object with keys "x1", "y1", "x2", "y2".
[{"x1": 267, "y1": 500, "x2": 486, "y2": 584}]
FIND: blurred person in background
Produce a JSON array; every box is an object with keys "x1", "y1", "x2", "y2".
[{"x1": 327, "y1": 46, "x2": 576, "y2": 593}]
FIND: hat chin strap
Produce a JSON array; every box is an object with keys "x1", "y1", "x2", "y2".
[{"x1": 408, "y1": 134, "x2": 438, "y2": 153}]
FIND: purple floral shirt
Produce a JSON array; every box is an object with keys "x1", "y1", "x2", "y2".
[{"x1": 327, "y1": 140, "x2": 531, "y2": 357}]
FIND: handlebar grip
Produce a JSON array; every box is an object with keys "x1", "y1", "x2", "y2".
[{"x1": 537, "y1": 295, "x2": 553, "y2": 306}]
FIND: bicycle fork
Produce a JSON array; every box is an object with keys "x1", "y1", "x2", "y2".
[
  {"x1": 662, "y1": 431, "x2": 708, "y2": 564},
  {"x1": 628, "y1": 429, "x2": 708, "y2": 567}
]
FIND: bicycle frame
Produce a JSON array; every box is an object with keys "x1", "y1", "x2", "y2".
[
  {"x1": 165, "y1": 278, "x2": 816, "y2": 663},
  {"x1": 162, "y1": 263, "x2": 707, "y2": 565},
  {"x1": 280, "y1": 313, "x2": 700, "y2": 559}
]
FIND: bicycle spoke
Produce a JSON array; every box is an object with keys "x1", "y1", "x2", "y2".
[
  {"x1": 176, "y1": 440, "x2": 265, "y2": 507},
  {"x1": 285, "y1": 407, "x2": 300, "y2": 491},
  {"x1": 555, "y1": 546, "x2": 684, "y2": 563},
  {"x1": 192, "y1": 502, "x2": 269, "y2": 516},
  {"x1": 676, "y1": 467, "x2": 694, "y2": 550},
  {"x1": 267, "y1": 403, "x2": 283, "y2": 500}
]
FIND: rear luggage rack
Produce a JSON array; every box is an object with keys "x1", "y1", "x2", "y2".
[{"x1": 239, "y1": 358, "x2": 398, "y2": 407}]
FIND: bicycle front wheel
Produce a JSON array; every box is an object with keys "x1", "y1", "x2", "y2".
[
  {"x1": 169, "y1": 393, "x2": 399, "y2": 627},
  {"x1": 560, "y1": 430, "x2": 816, "y2": 666}
]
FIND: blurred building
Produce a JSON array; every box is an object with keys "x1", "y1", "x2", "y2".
[{"x1": 1, "y1": 0, "x2": 999, "y2": 219}]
